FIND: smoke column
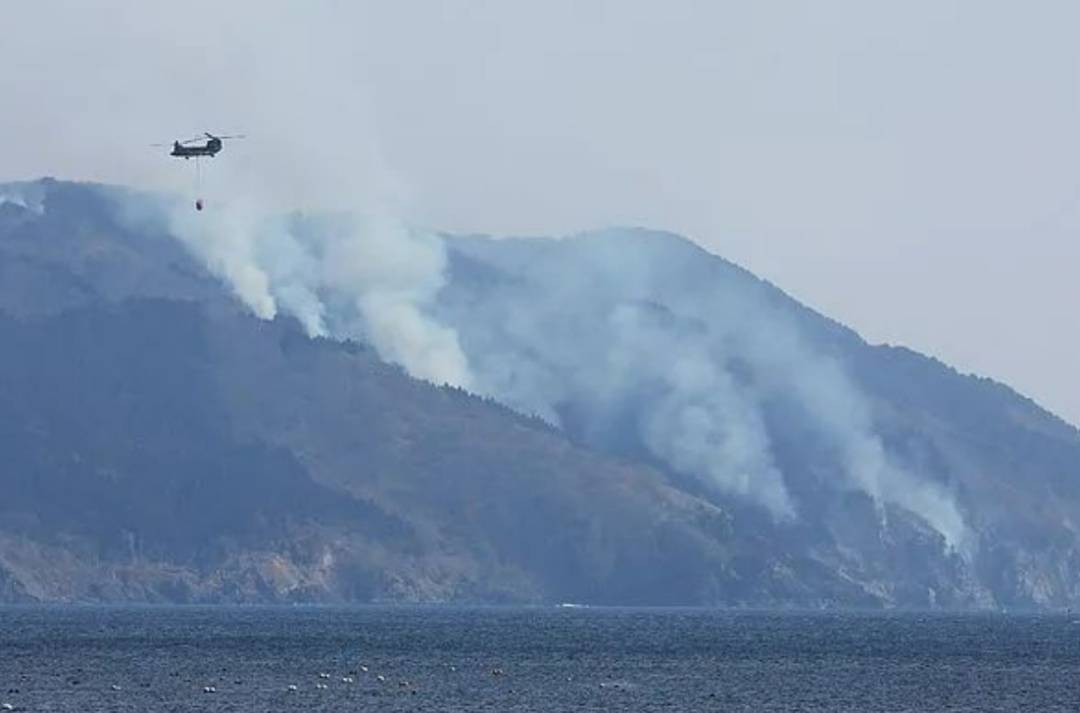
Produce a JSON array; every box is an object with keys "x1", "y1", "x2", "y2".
[
  {"x1": 434, "y1": 229, "x2": 970, "y2": 550},
  {"x1": 166, "y1": 199, "x2": 473, "y2": 389}
]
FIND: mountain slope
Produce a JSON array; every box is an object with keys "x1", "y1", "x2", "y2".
[
  {"x1": 0, "y1": 182, "x2": 749, "y2": 604},
  {"x1": 1, "y1": 179, "x2": 1079, "y2": 607},
  {"x1": 436, "y1": 229, "x2": 1080, "y2": 607},
  {"x1": 0, "y1": 297, "x2": 745, "y2": 604}
]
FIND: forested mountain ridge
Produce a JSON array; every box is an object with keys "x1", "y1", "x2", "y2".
[{"x1": 1, "y1": 178, "x2": 1077, "y2": 608}]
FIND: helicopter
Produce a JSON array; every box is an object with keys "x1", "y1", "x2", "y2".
[
  {"x1": 160, "y1": 132, "x2": 245, "y2": 159},
  {"x1": 153, "y1": 132, "x2": 245, "y2": 211}
]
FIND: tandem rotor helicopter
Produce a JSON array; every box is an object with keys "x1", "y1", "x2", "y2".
[{"x1": 153, "y1": 132, "x2": 245, "y2": 211}]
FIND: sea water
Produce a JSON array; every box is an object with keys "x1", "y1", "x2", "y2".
[{"x1": 1, "y1": 606, "x2": 1078, "y2": 711}]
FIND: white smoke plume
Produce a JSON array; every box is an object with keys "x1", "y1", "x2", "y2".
[
  {"x1": 434, "y1": 230, "x2": 970, "y2": 550},
  {"x1": 739, "y1": 306, "x2": 970, "y2": 550},
  {"x1": 608, "y1": 301, "x2": 796, "y2": 520},
  {"x1": 166, "y1": 199, "x2": 473, "y2": 389},
  {"x1": 0, "y1": 182, "x2": 46, "y2": 215}
]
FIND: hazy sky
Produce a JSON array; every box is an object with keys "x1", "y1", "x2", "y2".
[{"x1": 3, "y1": 1, "x2": 1079, "y2": 424}]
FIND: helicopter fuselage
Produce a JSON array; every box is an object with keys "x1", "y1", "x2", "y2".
[{"x1": 170, "y1": 139, "x2": 223, "y2": 158}]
